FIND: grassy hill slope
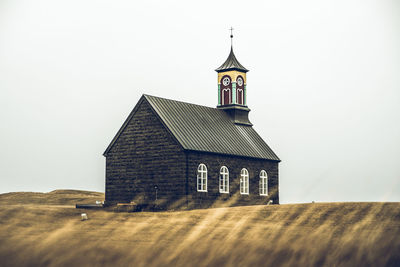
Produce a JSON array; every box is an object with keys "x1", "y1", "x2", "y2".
[
  {"x1": 0, "y1": 190, "x2": 399, "y2": 266},
  {"x1": 0, "y1": 190, "x2": 104, "y2": 205}
]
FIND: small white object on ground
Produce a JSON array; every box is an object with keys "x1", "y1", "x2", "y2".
[{"x1": 81, "y1": 213, "x2": 88, "y2": 220}]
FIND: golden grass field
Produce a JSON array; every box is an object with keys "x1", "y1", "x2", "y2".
[{"x1": 0, "y1": 190, "x2": 399, "y2": 267}]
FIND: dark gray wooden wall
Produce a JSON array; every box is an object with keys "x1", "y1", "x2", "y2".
[
  {"x1": 105, "y1": 99, "x2": 186, "y2": 205},
  {"x1": 186, "y1": 151, "x2": 279, "y2": 208}
]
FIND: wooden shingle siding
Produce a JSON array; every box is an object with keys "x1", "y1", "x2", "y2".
[
  {"x1": 105, "y1": 99, "x2": 186, "y2": 206},
  {"x1": 186, "y1": 151, "x2": 279, "y2": 209}
]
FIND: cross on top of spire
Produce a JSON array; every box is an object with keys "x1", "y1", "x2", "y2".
[
  {"x1": 215, "y1": 27, "x2": 248, "y2": 73},
  {"x1": 230, "y1": 27, "x2": 234, "y2": 46}
]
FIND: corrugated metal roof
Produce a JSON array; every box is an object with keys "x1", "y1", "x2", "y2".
[
  {"x1": 145, "y1": 95, "x2": 280, "y2": 161},
  {"x1": 215, "y1": 46, "x2": 249, "y2": 73}
]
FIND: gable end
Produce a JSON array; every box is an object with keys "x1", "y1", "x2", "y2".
[{"x1": 103, "y1": 95, "x2": 183, "y2": 156}]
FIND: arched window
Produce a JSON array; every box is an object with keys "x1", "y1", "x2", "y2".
[
  {"x1": 222, "y1": 88, "x2": 231, "y2": 105},
  {"x1": 236, "y1": 75, "x2": 244, "y2": 105},
  {"x1": 220, "y1": 75, "x2": 232, "y2": 105},
  {"x1": 237, "y1": 88, "x2": 243, "y2": 105},
  {"x1": 240, "y1": 168, "x2": 249, "y2": 194},
  {"x1": 219, "y1": 166, "x2": 229, "y2": 193},
  {"x1": 259, "y1": 170, "x2": 268, "y2": 196},
  {"x1": 197, "y1": 164, "x2": 207, "y2": 192}
]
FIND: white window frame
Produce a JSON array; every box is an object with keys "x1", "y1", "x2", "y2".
[
  {"x1": 240, "y1": 168, "x2": 249, "y2": 195},
  {"x1": 219, "y1": 166, "x2": 229, "y2": 193},
  {"x1": 259, "y1": 170, "x2": 268, "y2": 196},
  {"x1": 222, "y1": 88, "x2": 231, "y2": 105},
  {"x1": 237, "y1": 88, "x2": 243, "y2": 105},
  {"x1": 197, "y1": 164, "x2": 207, "y2": 192}
]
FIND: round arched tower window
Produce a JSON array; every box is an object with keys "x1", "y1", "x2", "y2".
[
  {"x1": 222, "y1": 77, "x2": 231, "y2": 86},
  {"x1": 237, "y1": 77, "x2": 243, "y2": 86}
]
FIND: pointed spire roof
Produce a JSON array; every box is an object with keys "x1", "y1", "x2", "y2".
[{"x1": 215, "y1": 46, "x2": 249, "y2": 73}]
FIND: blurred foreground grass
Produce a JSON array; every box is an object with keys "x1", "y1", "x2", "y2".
[{"x1": 0, "y1": 190, "x2": 399, "y2": 266}]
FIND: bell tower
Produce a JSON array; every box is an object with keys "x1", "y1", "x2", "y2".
[{"x1": 215, "y1": 28, "x2": 252, "y2": 126}]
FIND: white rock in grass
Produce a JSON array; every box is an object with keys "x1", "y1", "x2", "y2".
[{"x1": 81, "y1": 213, "x2": 88, "y2": 220}]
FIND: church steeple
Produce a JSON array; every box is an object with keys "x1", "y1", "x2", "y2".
[
  {"x1": 215, "y1": 46, "x2": 249, "y2": 73},
  {"x1": 215, "y1": 29, "x2": 252, "y2": 126}
]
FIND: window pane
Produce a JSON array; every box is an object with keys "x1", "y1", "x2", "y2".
[
  {"x1": 197, "y1": 164, "x2": 207, "y2": 191},
  {"x1": 220, "y1": 167, "x2": 229, "y2": 193}
]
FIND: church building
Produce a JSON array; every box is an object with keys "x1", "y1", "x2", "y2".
[{"x1": 103, "y1": 40, "x2": 280, "y2": 210}]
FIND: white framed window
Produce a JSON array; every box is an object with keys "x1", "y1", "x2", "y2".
[
  {"x1": 222, "y1": 77, "x2": 231, "y2": 86},
  {"x1": 240, "y1": 168, "x2": 249, "y2": 194},
  {"x1": 197, "y1": 164, "x2": 207, "y2": 192},
  {"x1": 237, "y1": 88, "x2": 243, "y2": 105},
  {"x1": 222, "y1": 88, "x2": 231, "y2": 105},
  {"x1": 259, "y1": 170, "x2": 268, "y2": 196},
  {"x1": 237, "y1": 77, "x2": 243, "y2": 86},
  {"x1": 219, "y1": 166, "x2": 229, "y2": 193}
]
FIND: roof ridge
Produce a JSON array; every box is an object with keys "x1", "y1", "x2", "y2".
[
  {"x1": 144, "y1": 94, "x2": 218, "y2": 110},
  {"x1": 143, "y1": 94, "x2": 280, "y2": 161}
]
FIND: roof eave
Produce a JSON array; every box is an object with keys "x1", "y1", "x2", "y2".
[
  {"x1": 215, "y1": 67, "x2": 249, "y2": 73},
  {"x1": 183, "y1": 148, "x2": 281, "y2": 162}
]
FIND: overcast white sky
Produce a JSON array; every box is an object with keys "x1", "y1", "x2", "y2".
[{"x1": 0, "y1": 0, "x2": 399, "y2": 203}]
